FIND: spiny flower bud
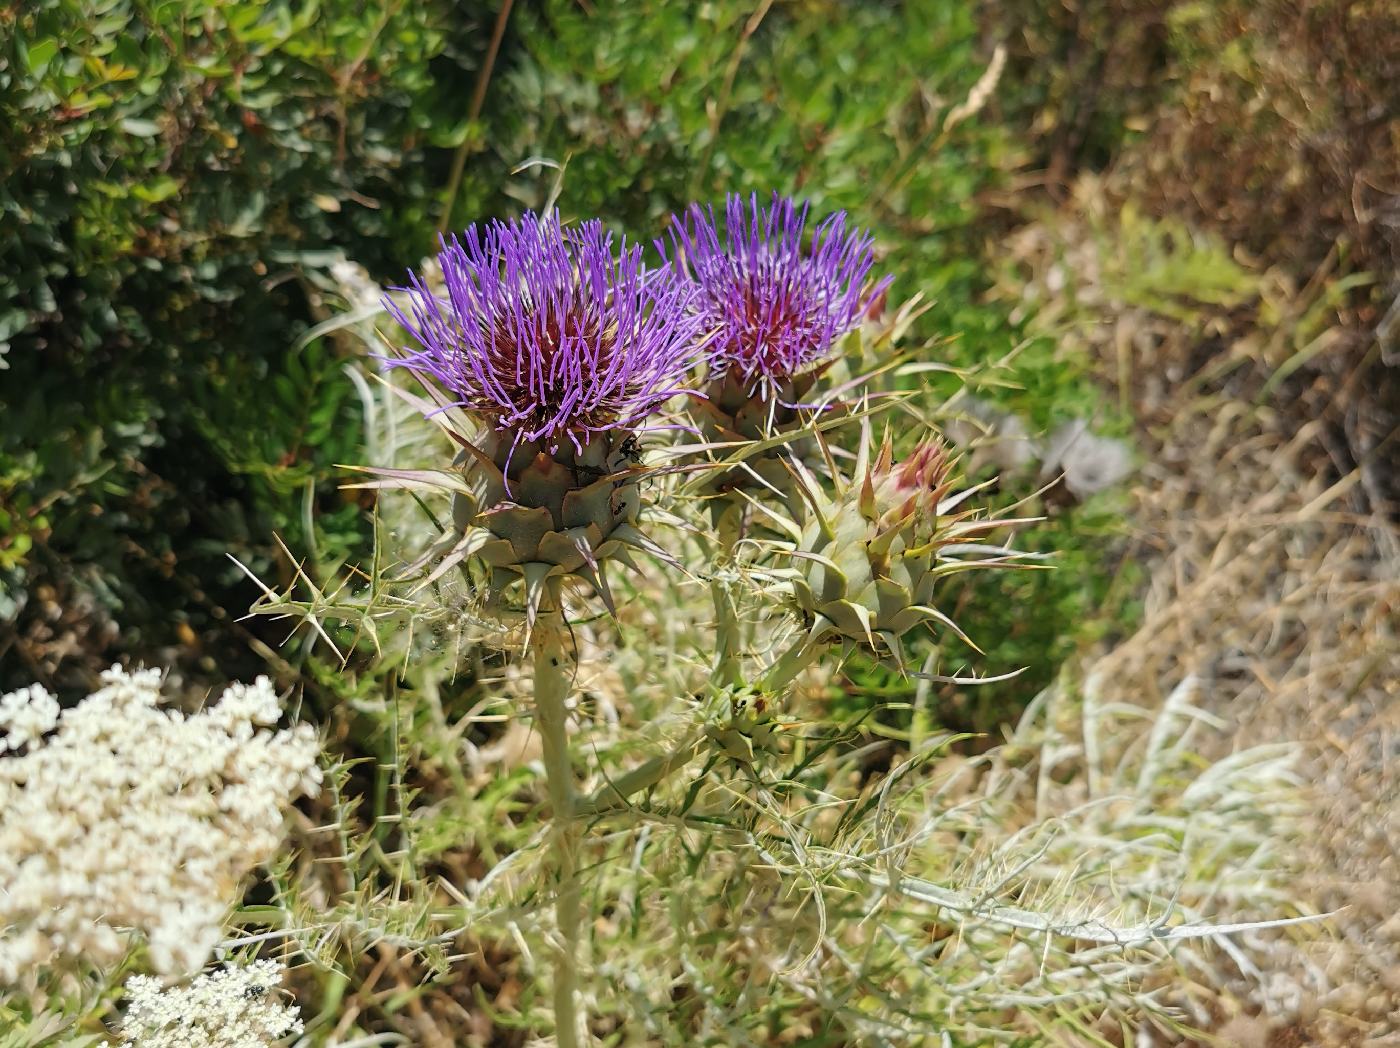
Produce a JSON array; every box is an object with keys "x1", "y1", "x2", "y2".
[
  {"x1": 781, "y1": 425, "x2": 1020, "y2": 667},
  {"x1": 701, "y1": 684, "x2": 783, "y2": 765},
  {"x1": 379, "y1": 211, "x2": 706, "y2": 615},
  {"x1": 861, "y1": 437, "x2": 957, "y2": 535}
]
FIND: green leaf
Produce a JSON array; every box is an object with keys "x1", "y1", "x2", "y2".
[
  {"x1": 131, "y1": 176, "x2": 180, "y2": 203},
  {"x1": 119, "y1": 117, "x2": 161, "y2": 137},
  {"x1": 24, "y1": 38, "x2": 60, "y2": 75}
]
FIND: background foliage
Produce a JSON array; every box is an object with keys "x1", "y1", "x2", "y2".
[
  {"x1": 1, "y1": 0, "x2": 1124, "y2": 721},
  {"x1": 3, "y1": 0, "x2": 1396, "y2": 1044},
  {"x1": 0, "y1": 0, "x2": 489, "y2": 687}
]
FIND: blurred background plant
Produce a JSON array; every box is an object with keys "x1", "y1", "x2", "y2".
[
  {"x1": 0, "y1": 0, "x2": 492, "y2": 690},
  {"x1": 2, "y1": 0, "x2": 1395, "y2": 1044}
]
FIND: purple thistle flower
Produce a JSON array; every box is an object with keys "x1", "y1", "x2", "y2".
[
  {"x1": 383, "y1": 211, "x2": 704, "y2": 455},
  {"x1": 666, "y1": 192, "x2": 892, "y2": 398}
]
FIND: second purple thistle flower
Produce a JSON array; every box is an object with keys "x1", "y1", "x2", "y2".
[{"x1": 667, "y1": 192, "x2": 892, "y2": 403}]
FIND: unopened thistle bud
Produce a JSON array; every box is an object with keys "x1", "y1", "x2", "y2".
[{"x1": 783, "y1": 426, "x2": 1018, "y2": 667}]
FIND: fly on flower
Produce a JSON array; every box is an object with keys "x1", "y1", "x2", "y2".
[{"x1": 371, "y1": 211, "x2": 707, "y2": 616}]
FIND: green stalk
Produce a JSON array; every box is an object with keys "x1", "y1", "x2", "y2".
[
  {"x1": 579, "y1": 732, "x2": 705, "y2": 816},
  {"x1": 533, "y1": 588, "x2": 583, "y2": 1048},
  {"x1": 436, "y1": 0, "x2": 514, "y2": 239},
  {"x1": 709, "y1": 498, "x2": 745, "y2": 688}
]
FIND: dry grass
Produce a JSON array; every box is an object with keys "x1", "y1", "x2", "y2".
[
  {"x1": 999, "y1": 185, "x2": 1400, "y2": 1043},
  {"x1": 1103, "y1": 401, "x2": 1399, "y2": 1045}
]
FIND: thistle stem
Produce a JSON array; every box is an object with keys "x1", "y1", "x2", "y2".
[
  {"x1": 578, "y1": 732, "x2": 705, "y2": 816},
  {"x1": 710, "y1": 499, "x2": 745, "y2": 688},
  {"x1": 533, "y1": 591, "x2": 584, "y2": 1048}
]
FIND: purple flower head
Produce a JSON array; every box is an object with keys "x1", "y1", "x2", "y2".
[
  {"x1": 666, "y1": 192, "x2": 892, "y2": 398},
  {"x1": 383, "y1": 211, "x2": 704, "y2": 454}
]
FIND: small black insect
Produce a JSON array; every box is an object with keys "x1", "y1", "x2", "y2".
[{"x1": 243, "y1": 983, "x2": 267, "y2": 999}]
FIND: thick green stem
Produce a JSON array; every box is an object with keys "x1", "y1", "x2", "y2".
[
  {"x1": 709, "y1": 499, "x2": 745, "y2": 688},
  {"x1": 533, "y1": 595, "x2": 583, "y2": 1048},
  {"x1": 578, "y1": 732, "x2": 705, "y2": 816}
]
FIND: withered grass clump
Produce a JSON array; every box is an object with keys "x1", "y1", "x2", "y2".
[
  {"x1": 1101, "y1": 401, "x2": 1399, "y2": 1046},
  {"x1": 990, "y1": 176, "x2": 1399, "y2": 1043},
  {"x1": 1003, "y1": 0, "x2": 1399, "y2": 523},
  {"x1": 1004, "y1": 0, "x2": 1399, "y2": 275}
]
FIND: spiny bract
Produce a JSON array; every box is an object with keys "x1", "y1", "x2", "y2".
[
  {"x1": 378, "y1": 211, "x2": 706, "y2": 614},
  {"x1": 778, "y1": 426, "x2": 1026, "y2": 666}
]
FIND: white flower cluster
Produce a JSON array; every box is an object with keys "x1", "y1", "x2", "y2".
[
  {"x1": 328, "y1": 257, "x2": 384, "y2": 312},
  {"x1": 0, "y1": 683, "x2": 60, "y2": 753},
  {"x1": 0, "y1": 667, "x2": 321, "y2": 982},
  {"x1": 101, "y1": 960, "x2": 303, "y2": 1048}
]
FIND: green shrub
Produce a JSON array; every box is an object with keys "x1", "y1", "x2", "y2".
[{"x1": 0, "y1": 0, "x2": 491, "y2": 687}]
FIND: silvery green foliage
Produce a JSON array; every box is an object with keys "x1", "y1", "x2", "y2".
[
  {"x1": 0, "y1": 668, "x2": 320, "y2": 983},
  {"x1": 231, "y1": 258, "x2": 1313, "y2": 1043},
  {"x1": 98, "y1": 961, "x2": 301, "y2": 1048}
]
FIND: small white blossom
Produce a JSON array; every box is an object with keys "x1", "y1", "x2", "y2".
[
  {"x1": 0, "y1": 682, "x2": 60, "y2": 752},
  {"x1": 1042, "y1": 420, "x2": 1134, "y2": 497},
  {"x1": 0, "y1": 667, "x2": 321, "y2": 983},
  {"x1": 328, "y1": 258, "x2": 383, "y2": 312},
  {"x1": 101, "y1": 960, "x2": 303, "y2": 1048}
]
